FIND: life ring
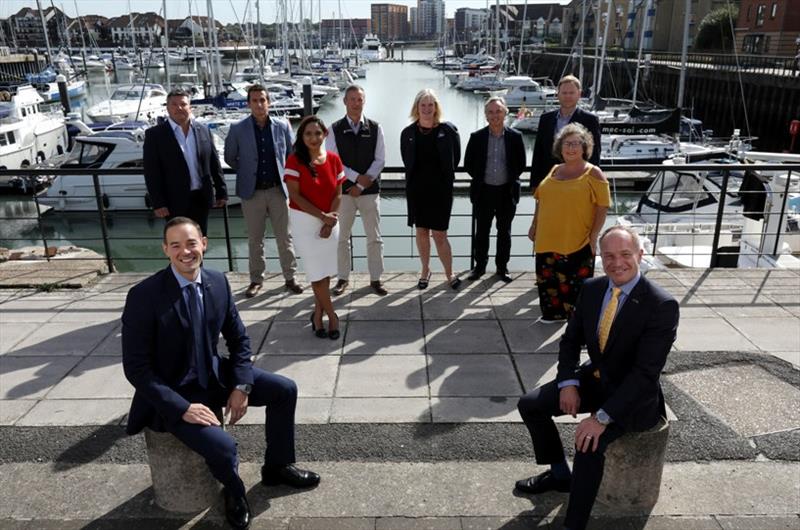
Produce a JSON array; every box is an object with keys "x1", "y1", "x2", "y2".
[{"x1": 0, "y1": 91, "x2": 10, "y2": 102}]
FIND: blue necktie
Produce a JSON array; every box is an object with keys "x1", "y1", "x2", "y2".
[{"x1": 186, "y1": 283, "x2": 209, "y2": 389}]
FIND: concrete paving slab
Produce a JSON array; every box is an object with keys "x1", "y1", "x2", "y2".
[
  {"x1": 767, "y1": 351, "x2": 800, "y2": 369},
  {"x1": 427, "y1": 354, "x2": 522, "y2": 397},
  {"x1": 376, "y1": 516, "x2": 461, "y2": 530},
  {"x1": 217, "y1": 320, "x2": 272, "y2": 356},
  {"x1": 15, "y1": 398, "x2": 129, "y2": 426},
  {"x1": 90, "y1": 324, "x2": 122, "y2": 356},
  {"x1": 260, "y1": 320, "x2": 343, "y2": 356},
  {"x1": 330, "y1": 397, "x2": 431, "y2": 423},
  {"x1": 289, "y1": 518, "x2": 375, "y2": 530},
  {"x1": 430, "y1": 397, "x2": 520, "y2": 423},
  {"x1": 0, "y1": 322, "x2": 38, "y2": 355},
  {"x1": 460, "y1": 516, "x2": 550, "y2": 530},
  {"x1": 673, "y1": 318, "x2": 757, "y2": 352},
  {"x1": 8, "y1": 321, "x2": 117, "y2": 356},
  {"x1": 421, "y1": 292, "x2": 495, "y2": 320},
  {"x1": 0, "y1": 399, "x2": 37, "y2": 425},
  {"x1": 667, "y1": 365, "x2": 800, "y2": 437},
  {"x1": 347, "y1": 294, "x2": 422, "y2": 321},
  {"x1": 425, "y1": 320, "x2": 508, "y2": 354},
  {"x1": 46, "y1": 356, "x2": 133, "y2": 399},
  {"x1": 254, "y1": 355, "x2": 339, "y2": 398},
  {"x1": 0, "y1": 300, "x2": 64, "y2": 323},
  {"x1": 343, "y1": 320, "x2": 425, "y2": 355},
  {"x1": 724, "y1": 317, "x2": 800, "y2": 352},
  {"x1": 501, "y1": 320, "x2": 566, "y2": 354},
  {"x1": 715, "y1": 515, "x2": 800, "y2": 529},
  {"x1": 711, "y1": 303, "x2": 792, "y2": 318},
  {"x1": 235, "y1": 397, "x2": 332, "y2": 425},
  {"x1": 48, "y1": 299, "x2": 124, "y2": 323},
  {"x1": 335, "y1": 355, "x2": 428, "y2": 397},
  {"x1": 489, "y1": 293, "x2": 541, "y2": 320},
  {"x1": 513, "y1": 353, "x2": 589, "y2": 393},
  {"x1": 676, "y1": 302, "x2": 719, "y2": 318},
  {"x1": 0, "y1": 356, "x2": 82, "y2": 399}
]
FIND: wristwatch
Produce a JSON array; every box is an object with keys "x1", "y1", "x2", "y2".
[
  {"x1": 235, "y1": 384, "x2": 252, "y2": 395},
  {"x1": 595, "y1": 409, "x2": 612, "y2": 426},
  {"x1": 356, "y1": 183, "x2": 365, "y2": 191}
]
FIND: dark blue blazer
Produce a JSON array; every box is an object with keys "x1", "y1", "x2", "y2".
[
  {"x1": 530, "y1": 107, "x2": 601, "y2": 189},
  {"x1": 143, "y1": 120, "x2": 227, "y2": 212},
  {"x1": 464, "y1": 125, "x2": 527, "y2": 205},
  {"x1": 122, "y1": 266, "x2": 253, "y2": 434},
  {"x1": 556, "y1": 275, "x2": 679, "y2": 432}
]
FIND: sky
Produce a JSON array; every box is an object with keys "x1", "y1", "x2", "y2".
[{"x1": 1, "y1": 1, "x2": 568, "y2": 24}]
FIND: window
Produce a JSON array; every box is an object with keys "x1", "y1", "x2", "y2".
[
  {"x1": 771, "y1": 2, "x2": 777, "y2": 18},
  {"x1": 0, "y1": 133, "x2": 6, "y2": 146},
  {"x1": 20, "y1": 107, "x2": 26, "y2": 117},
  {"x1": 7, "y1": 131, "x2": 15, "y2": 144},
  {"x1": 756, "y1": 4, "x2": 765, "y2": 26}
]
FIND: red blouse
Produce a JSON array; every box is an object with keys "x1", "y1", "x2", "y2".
[{"x1": 284, "y1": 152, "x2": 345, "y2": 212}]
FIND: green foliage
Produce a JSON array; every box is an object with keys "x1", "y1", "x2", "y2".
[{"x1": 695, "y1": 5, "x2": 738, "y2": 51}]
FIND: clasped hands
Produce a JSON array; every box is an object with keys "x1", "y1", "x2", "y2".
[
  {"x1": 559, "y1": 385, "x2": 606, "y2": 454},
  {"x1": 181, "y1": 389, "x2": 249, "y2": 427},
  {"x1": 319, "y1": 211, "x2": 338, "y2": 239},
  {"x1": 347, "y1": 174, "x2": 372, "y2": 197}
]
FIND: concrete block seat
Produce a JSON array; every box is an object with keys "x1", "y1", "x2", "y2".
[
  {"x1": 143, "y1": 409, "x2": 224, "y2": 513},
  {"x1": 596, "y1": 416, "x2": 670, "y2": 510}
]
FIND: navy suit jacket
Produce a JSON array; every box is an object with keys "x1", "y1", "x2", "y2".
[
  {"x1": 530, "y1": 107, "x2": 601, "y2": 189},
  {"x1": 464, "y1": 125, "x2": 527, "y2": 205},
  {"x1": 556, "y1": 275, "x2": 679, "y2": 432},
  {"x1": 122, "y1": 266, "x2": 253, "y2": 435},
  {"x1": 143, "y1": 120, "x2": 227, "y2": 212}
]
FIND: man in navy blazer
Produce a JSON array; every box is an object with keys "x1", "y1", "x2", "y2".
[
  {"x1": 515, "y1": 225, "x2": 679, "y2": 530},
  {"x1": 224, "y1": 84, "x2": 303, "y2": 298},
  {"x1": 143, "y1": 88, "x2": 227, "y2": 235},
  {"x1": 464, "y1": 96, "x2": 527, "y2": 283},
  {"x1": 122, "y1": 217, "x2": 319, "y2": 530},
  {"x1": 530, "y1": 76, "x2": 601, "y2": 190}
]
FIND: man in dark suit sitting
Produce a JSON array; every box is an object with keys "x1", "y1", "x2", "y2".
[
  {"x1": 122, "y1": 217, "x2": 319, "y2": 530},
  {"x1": 530, "y1": 75, "x2": 601, "y2": 190},
  {"x1": 464, "y1": 96, "x2": 527, "y2": 283},
  {"x1": 515, "y1": 225, "x2": 679, "y2": 530},
  {"x1": 144, "y1": 88, "x2": 227, "y2": 235}
]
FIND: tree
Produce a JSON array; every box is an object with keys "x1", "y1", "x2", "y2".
[{"x1": 694, "y1": 5, "x2": 738, "y2": 51}]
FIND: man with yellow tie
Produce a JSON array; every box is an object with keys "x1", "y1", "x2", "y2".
[{"x1": 514, "y1": 225, "x2": 679, "y2": 530}]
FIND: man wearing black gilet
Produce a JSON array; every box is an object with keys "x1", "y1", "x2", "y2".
[{"x1": 325, "y1": 84, "x2": 387, "y2": 296}]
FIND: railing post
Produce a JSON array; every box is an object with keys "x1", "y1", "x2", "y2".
[
  {"x1": 651, "y1": 170, "x2": 667, "y2": 255},
  {"x1": 772, "y1": 169, "x2": 793, "y2": 256},
  {"x1": 709, "y1": 169, "x2": 730, "y2": 269},
  {"x1": 31, "y1": 184, "x2": 50, "y2": 262},
  {"x1": 222, "y1": 203, "x2": 234, "y2": 272},
  {"x1": 91, "y1": 172, "x2": 115, "y2": 273},
  {"x1": 470, "y1": 208, "x2": 476, "y2": 271},
  {"x1": 349, "y1": 234, "x2": 354, "y2": 273}
]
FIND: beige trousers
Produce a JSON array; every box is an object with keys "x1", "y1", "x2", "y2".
[
  {"x1": 336, "y1": 192, "x2": 384, "y2": 281},
  {"x1": 241, "y1": 187, "x2": 297, "y2": 283}
]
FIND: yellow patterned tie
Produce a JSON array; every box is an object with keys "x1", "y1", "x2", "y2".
[{"x1": 598, "y1": 287, "x2": 622, "y2": 352}]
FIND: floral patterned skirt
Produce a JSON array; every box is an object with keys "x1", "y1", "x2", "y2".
[{"x1": 535, "y1": 244, "x2": 595, "y2": 321}]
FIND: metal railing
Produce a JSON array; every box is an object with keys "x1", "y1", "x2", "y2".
[{"x1": 1, "y1": 163, "x2": 798, "y2": 273}]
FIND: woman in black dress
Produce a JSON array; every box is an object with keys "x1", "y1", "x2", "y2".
[{"x1": 400, "y1": 89, "x2": 462, "y2": 290}]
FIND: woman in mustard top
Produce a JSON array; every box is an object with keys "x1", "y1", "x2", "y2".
[{"x1": 527, "y1": 123, "x2": 610, "y2": 322}]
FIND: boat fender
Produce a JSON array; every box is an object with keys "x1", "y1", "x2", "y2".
[{"x1": 102, "y1": 193, "x2": 110, "y2": 209}]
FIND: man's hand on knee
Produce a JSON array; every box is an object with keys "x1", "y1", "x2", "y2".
[
  {"x1": 182, "y1": 403, "x2": 221, "y2": 426},
  {"x1": 575, "y1": 416, "x2": 606, "y2": 453},
  {"x1": 225, "y1": 389, "x2": 249, "y2": 425},
  {"x1": 559, "y1": 385, "x2": 581, "y2": 417}
]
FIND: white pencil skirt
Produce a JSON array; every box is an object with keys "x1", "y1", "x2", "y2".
[{"x1": 289, "y1": 208, "x2": 339, "y2": 282}]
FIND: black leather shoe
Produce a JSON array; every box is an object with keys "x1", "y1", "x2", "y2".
[
  {"x1": 332, "y1": 279, "x2": 349, "y2": 296},
  {"x1": 285, "y1": 279, "x2": 304, "y2": 294},
  {"x1": 496, "y1": 269, "x2": 513, "y2": 283},
  {"x1": 370, "y1": 280, "x2": 388, "y2": 296},
  {"x1": 223, "y1": 487, "x2": 251, "y2": 530},
  {"x1": 261, "y1": 464, "x2": 320, "y2": 488},
  {"x1": 515, "y1": 471, "x2": 571, "y2": 494},
  {"x1": 467, "y1": 267, "x2": 486, "y2": 281}
]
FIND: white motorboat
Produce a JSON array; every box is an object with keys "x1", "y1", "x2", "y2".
[
  {"x1": 36, "y1": 117, "x2": 239, "y2": 212},
  {"x1": 0, "y1": 85, "x2": 69, "y2": 192},
  {"x1": 86, "y1": 83, "x2": 167, "y2": 123},
  {"x1": 456, "y1": 73, "x2": 505, "y2": 92},
  {"x1": 358, "y1": 34, "x2": 386, "y2": 61},
  {"x1": 502, "y1": 76, "x2": 557, "y2": 108},
  {"x1": 509, "y1": 106, "x2": 543, "y2": 132}
]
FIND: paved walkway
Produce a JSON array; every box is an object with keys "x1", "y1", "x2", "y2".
[{"x1": 1, "y1": 268, "x2": 799, "y2": 527}]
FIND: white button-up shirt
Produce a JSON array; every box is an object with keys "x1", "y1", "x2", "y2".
[{"x1": 168, "y1": 116, "x2": 202, "y2": 191}]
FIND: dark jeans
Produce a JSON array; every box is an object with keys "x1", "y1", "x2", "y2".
[
  {"x1": 517, "y1": 367, "x2": 626, "y2": 530},
  {"x1": 168, "y1": 368, "x2": 298, "y2": 496},
  {"x1": 472, "y1": 184, "x2": 516, "y2": 271}
]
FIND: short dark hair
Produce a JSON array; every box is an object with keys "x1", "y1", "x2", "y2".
[
  {"x1": 247, "y1": 84, "x2": 270, "y2": 103},
  {"x1": 163, "y1": 216, "x2": 202, "y2": 242},
  {"x1": 166, "y1": 88, "x2": 191, "y2": 101},
  {"x1": 343, "y1": 84, "x2": 365, "y2": 99}
]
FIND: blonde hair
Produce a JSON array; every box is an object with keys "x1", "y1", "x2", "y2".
[
  {"x1": 558, "y1": 75, "x2": 582, "y2": 92},
  {"x1": 410, "y1": 89, "x2": 442, "y2": 124},
  {"x1": 553, "y1": 123, "x2": 594, "y2": 161}
]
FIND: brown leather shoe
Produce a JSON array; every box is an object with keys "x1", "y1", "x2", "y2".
[
  {"x1": 332, "y1": 279, "x2": 349, "y2": 296},
  {"x1": 370, "y1": 280, "x2": 388, "y2": 296},
  {"x1": 245, "y1": 282, "x2": 262, "y2": 298},
  {"x1": 285, "y1": 279, "x2": 304, "y2": 294}
]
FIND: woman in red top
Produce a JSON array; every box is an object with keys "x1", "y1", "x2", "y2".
[{"x1": 285, "y1": 116, "x2": 345, "y2": 340}]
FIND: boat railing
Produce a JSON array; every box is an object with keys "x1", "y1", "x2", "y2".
[{"x1": 0, "y1": 163, "x2": 798, "y2": 273}]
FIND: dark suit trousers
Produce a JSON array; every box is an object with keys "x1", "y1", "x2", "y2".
[
  {"x1": 168, "y1": 190, "x2": 209, "y2": 235},
  {"x1": 472, "y1": 184, "x2": 516, "y2": 270},
  {"x1": 167, "y1": 367, "x2": 298, "y2": 496},
  {"x1": 517, "y1": 367, "x2": 626, "y2": 530}
]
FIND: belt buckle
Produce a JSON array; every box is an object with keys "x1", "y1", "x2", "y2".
[{"x1": 593, "y1": 369, "x2": 601, "y2": 380}]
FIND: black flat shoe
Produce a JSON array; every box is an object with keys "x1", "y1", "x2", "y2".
[
  {"x1": 514, "y1": 470, "x2": 571, "y2": 495},
  {"x1": 223, "y1": 487, "x2": 251, "y2": 530},
  {"x1": 311, "y1": 313, "x2": 327, "y2": 338},
  {"x1": 261, "y1": 464, "x2": 321, "y2": 489}
]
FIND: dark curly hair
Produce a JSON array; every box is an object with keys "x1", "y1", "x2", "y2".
[{"x1": 293, "y1": 115, "x2": 328, "y2": 178}]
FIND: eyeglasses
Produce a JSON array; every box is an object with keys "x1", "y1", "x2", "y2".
[{"x1": 563, "y1": 140, "x2": 584, "y2": 148}]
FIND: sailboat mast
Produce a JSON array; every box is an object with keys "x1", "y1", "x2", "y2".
[
  {"x1": 594, "y1": 0, "x2": 613, "y2": 105},
  {"x1": 35, "y1": 0, "x2": 54, "y2": 63},
  {"x1": 631, "y1": 0, "x2": 652, "y2": 106},
  {"x1": 677, "y1": 0, "x2": 691, "y2": 109},
  {"x1": 495, "y1": 0, "x2": 500, "y2": 59},
  {"x1": 163, "y1": 0, "x2": 170, "y2": 92},
  {"x1": 578, "y1": 0, "x2": 586, "y2": 81},
  {"x1": 257, "y1": 0, "x2": 264, "y2": 83},
  {"x1": 517, "y1": 0, "x2": 528, "y2": 74}
]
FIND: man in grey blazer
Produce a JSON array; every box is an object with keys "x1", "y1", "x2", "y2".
[{"x1": 224, "y1": 84, "x2": 303, "y2": 297}]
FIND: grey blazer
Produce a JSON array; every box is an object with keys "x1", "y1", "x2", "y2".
[{"x1": 224, "y1": 115, "x2": 294, "y2": 199}]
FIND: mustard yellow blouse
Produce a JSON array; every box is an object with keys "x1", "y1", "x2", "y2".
[{"x1": 533, "y1": 164, "x2": 611, "y2": 255}]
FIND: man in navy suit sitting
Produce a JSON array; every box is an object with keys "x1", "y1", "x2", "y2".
[{"x1": 122, "y1": 217, "x2": 319, "y2": 530}]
